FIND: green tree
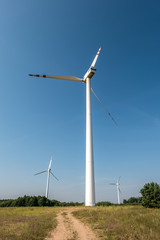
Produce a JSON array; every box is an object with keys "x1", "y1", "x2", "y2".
[
  {"x1": 123, "y1": 197, "x2": 142, "y2": 205},
  {"x1": 140, "y1": 182, "x2": 160, "y2": 208},
  {"x1": 28, "y1": 196, "x2": 38, "y2": 206},
  {"x1": 24, "y1": 195, "x2": 31, "y2": 206},
  {"x1": 37, "y1": 196, "x2": 45, "y2": 206}
]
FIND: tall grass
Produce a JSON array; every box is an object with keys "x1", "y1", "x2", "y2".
[
  {"x1": 0, "y1": 207, "x2": 57, "y2": 240},
  {"x1": 73, "y1": 206, "x2": 160, "y2": 240}
]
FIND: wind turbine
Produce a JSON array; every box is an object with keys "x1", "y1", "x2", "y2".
[
  {"x1": 29, "y1": 47, "x2": 115, "y2": 206},
  {"x1": 34, "y1": 156, "x2": 58, "y2": 199},
  {"x1": 110, "y1": 177, "x2": 121, "y2": 204}
]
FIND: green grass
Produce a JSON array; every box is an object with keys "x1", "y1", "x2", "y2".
[
  {"x1": 0, "y1": 207, "x2": 57, "y2": 240},
  {"x1": 73, "y1": 206, "x2": 160, "y2": 240}
]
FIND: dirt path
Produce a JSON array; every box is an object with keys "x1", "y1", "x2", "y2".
[{"x1": 45, "y1": 208, "x2": 98, "y2": 240}]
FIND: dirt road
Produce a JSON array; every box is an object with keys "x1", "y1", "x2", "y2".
[{"x1": 45, "y1": 208, "x2": 98, "y2": 240}]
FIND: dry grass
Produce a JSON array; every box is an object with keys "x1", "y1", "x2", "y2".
[
  {"x1": 1, "y1": 206, "x2": 160, "y2": 240},
  {"x1": 73, "y1": 206, "x2": 160, "y2": 240},
  {"x1": 0, "y1": 207, "x2": 57, "y2": 240}
]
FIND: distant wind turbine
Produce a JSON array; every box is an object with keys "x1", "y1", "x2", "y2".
[
  {"x1": 110, "y1": 177, "x2": 121, "y2": 204},
  {"x1": 29, "y1": 47, "x2": 116, "y2": 206},
  {"x1": 34, "y1": 156, "x2": 58, "y2": 199}
]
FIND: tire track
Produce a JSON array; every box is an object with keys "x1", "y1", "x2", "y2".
[{"x1": 45, "y1": 208, "x2": 97, "y2": 240}]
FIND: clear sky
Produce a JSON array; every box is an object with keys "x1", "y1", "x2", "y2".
[{"x1": 0, "y1": 0, "x2": 160, "y2": 203}]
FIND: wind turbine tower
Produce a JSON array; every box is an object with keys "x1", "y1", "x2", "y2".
[
  {"x1": 35, "y1": 156, "x2": 58, "y2": 198},
  {"x1": 110, "y1": 177, "x2": 121, "y2": 204},
  {"x1": 29, "y1": 47, "x2": 101, "y2": 206}
]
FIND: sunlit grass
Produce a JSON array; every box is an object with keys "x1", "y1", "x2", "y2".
[
  {"x1": 1, "y1": 205, "x2": 160, "y2": 240},
  {"x1": 73, "y1": 206, "x2": 160, "y2": 240},
  {"x1": 0, "y1": 207, "x2": 57, "y2": 240}
]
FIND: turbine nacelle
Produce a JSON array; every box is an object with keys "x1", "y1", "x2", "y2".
[{"x1": 83, "y1": 67, "x2": 96, "y2": 81}]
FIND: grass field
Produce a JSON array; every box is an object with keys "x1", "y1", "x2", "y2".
[
  {"x1": 73, "y1": 206, "x2": 160, "y2": 240},
  {"x1": 0, "y1": 207, "x2": 57, "y2": 240},
  {"x1": 0, "y1": 206, "x2": 160, "y2": 240}
]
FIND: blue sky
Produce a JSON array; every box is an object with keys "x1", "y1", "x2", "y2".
[{"x1": 0, "y1": 0, "x2": 160, "y2": 203}]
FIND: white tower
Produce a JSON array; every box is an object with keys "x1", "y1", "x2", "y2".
[
  {"x1": 116, "y1": 182, "x2": 120, "y2": 204},
  {"x1": 110, "y1": 177, "x2": 121, "y2": 204},
  {"x1": 85, "y1": 77, "x2": 95, "y2": 206},
  {"x1": 30, "y1": 47, "x2": 101, "y2": 206},
  {"x1": 35, "y1": 156, "x2": 58, "y2": 198}
]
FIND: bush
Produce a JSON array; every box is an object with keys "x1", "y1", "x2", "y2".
[
  {"x1": 96, "y1": 201, "x2": 112, "y2": 206},
  {"x1": 123, "y1": 197, "x2": 142, "y2": 205},
  {"x1": 140, "y1": 182, "x2": 160, "y2": 208}
]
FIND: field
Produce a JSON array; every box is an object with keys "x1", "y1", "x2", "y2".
[
  {"x1": 73, "y1": 206, "x2": 160, "y2": 240},
  {"x1": 0, "y1": 206, "x2": 160, "y2": 240},
  {"x1": 0, "y1": 207, "x2": 57, "y2": 240}
]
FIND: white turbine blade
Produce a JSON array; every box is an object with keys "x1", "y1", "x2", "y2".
[
  {"x1": 91, "y1": 47, "x2": 102, "y2": 67},
  {"x1": 118, "y1": 176, "x2": 121, "y2": 183},
  {"x1": 48, "y1": 156, "x2": 52, "y2": 169},
  {"x1": 50, "y1": 172, "x2": 59, "y2": 181},
  {"x1": 34, "y1": 170, "x2": 47, "y2": 176},
  {"x1": 91, "y1": 88, "x2": 118, "y2": 126},
  {"x1": 119, "y1": 188, "x2": 122, "y2": 194},
  {"x1": 29, "y1": 74, "x2": 83, "y2": 82},
  {"x1": 109, "y1": 183, "x2": 116, "y2": 185}
]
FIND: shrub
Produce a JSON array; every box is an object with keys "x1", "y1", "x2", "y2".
[{"x1": 140, "y1": 182, "x2": 160, "y2": 208}]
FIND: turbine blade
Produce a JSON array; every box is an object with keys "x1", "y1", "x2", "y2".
[
  {"x1": 118, "y1": 176, "x2": 121, "y2": 183},
  {"x1": 48, "y1": 156, "x2": 52, "y2": 169},
  {"x1": 29, "y1": 74, "x2": 83, "y2": 82},
  {"x1": 91, "y1": 47, "x2": 102, "y2": 67},
  {"x1": 34, "y1": 170, "x2": 47, "y2": 176},
  {"x1": 109, "y1": 183, "x2": 116, "y2": 185},
  {"x1": 91, "y1": 88, "x2": 118, "y2": 126},
  {"x1": 50, "y1": 172, "x2": 59, "y2": 181}
]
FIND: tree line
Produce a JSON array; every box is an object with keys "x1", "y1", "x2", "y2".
[
  {"x1": 0, "y1": 195, "x2": 83, "y2": 207},
  {"x1": 0, "y1": 182, "x2": 160, "y2": 208}
]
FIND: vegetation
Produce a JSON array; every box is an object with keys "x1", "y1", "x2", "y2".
[
  {"x1": 96, "y1": 199, "x2": 142, "y2": 206},
  {"x1": 123, "y1": 182, "x2": 160, "y2": 208},
  {"x1": 0, "y1": 207, "x2": 57, "y2": 240},
  {"x1": 0, "y1": 181, "x2": 159, "y2": 240},
  {"x1": 1, "y1": 205, "x2": 160, "y2": 239},
  {"x1": 96, "y1": 201, "x2": 112, "y2": 206},
  {"x1": 123, "y1": 197, "x2": 142, "y2": 205},
  {"x1": 140, "y1": 182, "x2": 160, "y2": 208},
  {"x1": 1, "y1": 182, "x2": 160, "y2": 209},
  {"x1": 0, "y1": 195, "x2": 83, "y2": 207},
  {"x1": 73, "y1": 206, "x2": 160, "y2": 240}
]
